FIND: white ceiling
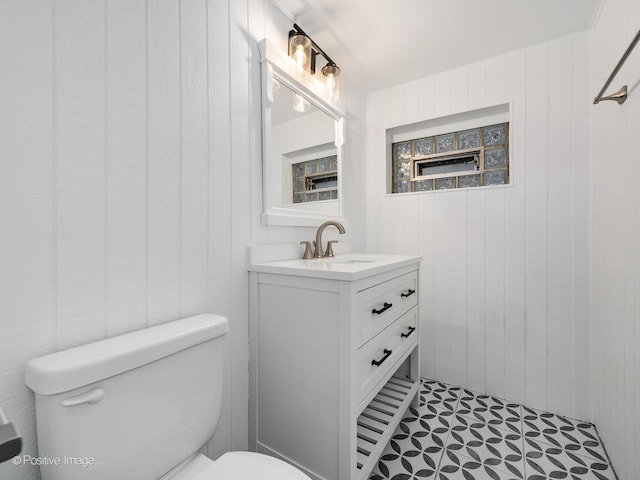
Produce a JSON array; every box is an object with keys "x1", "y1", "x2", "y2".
[{"x1": 275, "y1": 0, "x2": 600, "y2": 93}]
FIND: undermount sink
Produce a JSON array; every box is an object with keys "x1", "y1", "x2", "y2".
[
  {"x1": 249, "y1": 253, "x2": 422, "y2": 281},
  {"x1": 335, "y1": 259, "x2": 375, "y2": 264},
  {"x1": 319, "y1": 254, "x2": 382, "y2": 264}
]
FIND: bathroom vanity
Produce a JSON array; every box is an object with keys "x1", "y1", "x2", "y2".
[{"x1": 249, "y1": 253, "x2": 421, "y2": 480}]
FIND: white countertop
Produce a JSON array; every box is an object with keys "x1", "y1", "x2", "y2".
[{"x1": 248, "y1": 253, "x2": 422, "y2": 281}]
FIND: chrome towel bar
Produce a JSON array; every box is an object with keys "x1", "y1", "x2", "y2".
[
  {"x1": 594, "y1": 28, "x2": 640, "y2": 105},
  {"x1": 0, "y1": 405, "x2": 22, "y2": 463}
]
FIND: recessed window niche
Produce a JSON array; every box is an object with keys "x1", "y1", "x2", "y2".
[{"x1": 387, "y1": 104, "x2": 511, "y2": 194}]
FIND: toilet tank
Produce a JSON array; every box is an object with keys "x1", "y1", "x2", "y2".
[{"x1": 25, "y1": 314, "x2": 229, "y2": 480}]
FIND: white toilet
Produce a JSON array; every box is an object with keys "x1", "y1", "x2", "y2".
[{"x1": 25, "y1": 314, "x2": 310, "y2": 480}]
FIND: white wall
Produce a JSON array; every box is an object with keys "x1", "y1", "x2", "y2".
[
  {"x1": 0, "y1": 0, "x2": 333, "y2": 478},
  {"x1": 591, "y1": 0, "x2": 640, "y2": 477},
  {"x1": 364, "y1": 31, "x2": 592, "y2": 420}
]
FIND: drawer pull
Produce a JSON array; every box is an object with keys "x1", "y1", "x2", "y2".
[
  {"x1": 371, "y1": 349, "x2": 392, "y2": 367},
  {"x1": 372, "y1": 302, "x2": 392, "y2": 315},
  {"x1": 401, "y1": 289, "x2": 416, "y2": 298},
  {"x1": 401, "y1": 326, "x2": 416, "y2": 338}
]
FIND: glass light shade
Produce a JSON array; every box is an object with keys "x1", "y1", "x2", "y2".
[
  {"x1": 292, "y1": 93, "x2": 310, "y2": 112},
  {"x1": 321, "y1": 63, "x2": 341, "y2": 101},
  {"x1": 288, "y1": 34, "x2": 312, "y2": 72}
]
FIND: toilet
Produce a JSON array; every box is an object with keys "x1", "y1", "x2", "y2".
[{"x1": 25, "y1": 314, "x2": 310, "y2": 480}]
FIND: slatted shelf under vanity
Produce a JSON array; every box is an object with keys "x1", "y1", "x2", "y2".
[{"x1": 356, "y1": 376, "x2": 419, "y2": 479}]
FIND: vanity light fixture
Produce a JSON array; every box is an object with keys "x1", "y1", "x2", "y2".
[{"x1": 288, "y1": 23, "x2": 341, "y2": 101}]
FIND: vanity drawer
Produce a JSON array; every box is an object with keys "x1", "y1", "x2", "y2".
[
  {"x1": 356, "y1": 307, "x2": 418, "y2": 404},
  {"x1": 356, "y1": 271, "x2": 418, "y2": 347}
]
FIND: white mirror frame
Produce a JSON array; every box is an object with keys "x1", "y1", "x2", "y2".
[{"x1": 259, "y1": 39, "x2": 346, "y2": 227}]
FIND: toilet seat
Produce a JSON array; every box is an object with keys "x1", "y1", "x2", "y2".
[{"x1": 192, "y1": 452, "x2": 311, "y2": 480}]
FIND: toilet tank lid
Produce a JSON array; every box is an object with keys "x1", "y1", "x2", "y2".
[{"x1": 25, "y1": 314, "x2": 229, "y2": 395}]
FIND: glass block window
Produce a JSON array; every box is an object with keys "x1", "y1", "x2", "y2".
[
  {"x1": 292, "y1": 155, "x2": 338, "y2": 203},
  {"x1": 391, "y1": 123, "x2": 509, "y2": 193}
]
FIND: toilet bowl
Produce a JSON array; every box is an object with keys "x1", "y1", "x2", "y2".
[{"x1": 25, "y1": 314, "x2": 311, "y2": 480}]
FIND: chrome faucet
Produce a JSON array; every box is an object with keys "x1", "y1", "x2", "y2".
[{"x1": 313, "y1": 221, "x2": 346, "y2": 258}]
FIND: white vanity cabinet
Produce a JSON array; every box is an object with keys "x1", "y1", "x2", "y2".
[{"x1": 249, "y1": 254, "x2": 421, "y2": 480}]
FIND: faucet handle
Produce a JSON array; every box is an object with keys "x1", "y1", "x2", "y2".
[
  {"x1": 300, "y1": 241, "x2": 313, "y2": 259},
  {"x1": 325, "y1": 240, "x2": 338, "y2": 257}
]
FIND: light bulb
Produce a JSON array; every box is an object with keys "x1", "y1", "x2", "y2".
[
  {"x1": 325, "y1": 73, "x2": 336, "y2": 97},
  {"x1": 293, "y1": 45, "x2": 307, "y2": 69}
]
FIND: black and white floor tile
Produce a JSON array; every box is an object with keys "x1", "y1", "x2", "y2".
[{"x1": 369, "y1": 379, "x2": 618, "y2": 480}]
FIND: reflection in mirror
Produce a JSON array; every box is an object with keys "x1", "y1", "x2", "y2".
[
  {"x1": 272, "y1": 82, "x2": 338, "y2": 207},
  {"x1": 259, "y1": 39, "x2": 345, "y2": 227}
]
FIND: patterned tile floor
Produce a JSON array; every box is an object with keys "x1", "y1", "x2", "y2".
[{"x1": 369, "y1": 379, "x2": 618, "y2": 480}]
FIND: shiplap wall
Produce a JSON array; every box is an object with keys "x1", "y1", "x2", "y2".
[
  {"x1": 0, "y1": 0, "x2": 296, "y2": 478},
  {"x1": 592, "y1": 0, "x2": 640, "y2": 477},
  {"x1": 364, "y1": 31, "x2": 592, "y2": 420}
]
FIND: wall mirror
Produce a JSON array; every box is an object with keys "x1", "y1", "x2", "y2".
[{"x1": 259, "y1": 39, "x2": 345, "y2": 227}]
